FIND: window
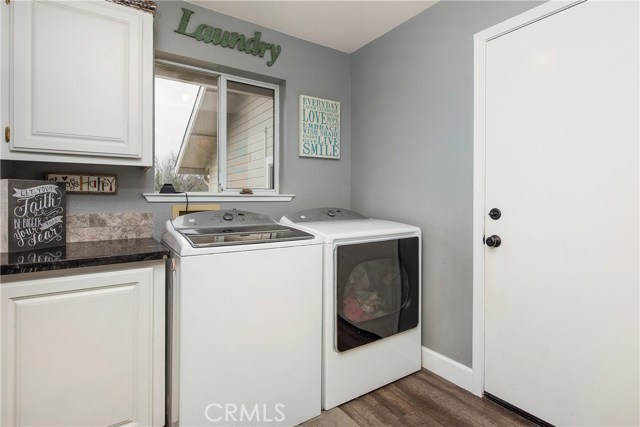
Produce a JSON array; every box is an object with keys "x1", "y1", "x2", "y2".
[{"x1": 154, "y1": 62, "x2": 278, "y2": 194}]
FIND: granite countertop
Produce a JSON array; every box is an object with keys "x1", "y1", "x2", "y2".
[{"x1": 1, "y1": 238, "x2": 169, "y2": 275}]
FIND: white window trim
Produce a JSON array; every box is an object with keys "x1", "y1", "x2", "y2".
[
  {"x1": 145, "y1": 60, "x2": 287, "y2": 203},
  {"x1": 143, "y1": 192, "x2": 294, "y2": 203},
  {"x1": 217, "y1": 74, "x2": 227, "y2": 192}
]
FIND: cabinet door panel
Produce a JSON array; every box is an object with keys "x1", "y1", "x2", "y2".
[
  {"x1": 11, "y1": 0, "x2": 151, "y2": 159},
  {"x1": 32, "y1": 1, "x2": 127, "y2": 140},
  {"x1": 1, "y1": 268, "x2": 154, "y2": 426}
]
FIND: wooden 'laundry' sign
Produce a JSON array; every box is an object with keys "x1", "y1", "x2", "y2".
[{"x1": 174, "y1": 8, "x2": 282, "y2": 67}]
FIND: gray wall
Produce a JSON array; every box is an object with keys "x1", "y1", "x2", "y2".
[
  {"x1": 2, "y1": 1, "x2": 352, "y2": 238},
  {"x1": 350, "y1": 1, "x2": 542, "y2": 367}
]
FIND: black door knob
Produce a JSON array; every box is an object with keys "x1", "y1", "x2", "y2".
[
  {"x1": 485, "y1": 235, "x2": 502, "y2": 247},
  {"x1": 489, "y1": 208, "x2": 502, "y2": 220}
]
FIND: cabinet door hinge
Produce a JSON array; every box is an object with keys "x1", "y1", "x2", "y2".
[{"x1": 4, "y1": 127, "x2": 9, "y2": 143}]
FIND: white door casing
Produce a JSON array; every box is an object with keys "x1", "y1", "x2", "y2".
[{"x1": 473, "y1": 1, "x2": 639, "y2": 425}]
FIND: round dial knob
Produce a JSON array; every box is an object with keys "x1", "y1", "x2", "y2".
[{"x1": 222, "y1": 212, "x2": 234, "y2": 221}]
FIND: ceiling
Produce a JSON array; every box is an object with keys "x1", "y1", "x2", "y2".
[{"x1": 185, "y1": 1, "x2": 439, "y2": 53}]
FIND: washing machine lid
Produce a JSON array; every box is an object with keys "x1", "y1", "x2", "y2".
[
  {"x1": 168, "y1": 210, "x2": 314, "y2": 248},
  {"x1": 281, "y1": 208, "x2": 420, "y2": 242}
]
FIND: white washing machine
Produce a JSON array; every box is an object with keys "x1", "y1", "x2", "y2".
[
  {"x1": 162, "y1": 210, "x2": 323, "y2": 426},
  {"x1": 281, "y1": 208, "x2": 422, "y2": 409}
]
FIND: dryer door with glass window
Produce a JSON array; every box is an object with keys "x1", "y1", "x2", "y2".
[{"x1": 335, "y1": 237, "x2": 419, "y2": 352}]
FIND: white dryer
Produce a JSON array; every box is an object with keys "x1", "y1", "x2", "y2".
[
  {"x1": 281, "y1": 208, "x2": 421, "y2": 409},
  {"x1": 162, "y1": 210, "x2": 323, "y2": 426}
]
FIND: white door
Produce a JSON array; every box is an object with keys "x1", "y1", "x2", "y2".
[{"x1": 483, "y1": 1, "x2": 639, "y2": 425}]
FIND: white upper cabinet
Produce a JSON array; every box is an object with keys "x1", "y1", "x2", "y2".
[{"x1": 2, "y1": 0, "x2": 153, "y2": 166}]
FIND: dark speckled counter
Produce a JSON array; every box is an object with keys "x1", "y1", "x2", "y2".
[{"x1": 0, "y1": 238, "x2": 169, "y2": 276}]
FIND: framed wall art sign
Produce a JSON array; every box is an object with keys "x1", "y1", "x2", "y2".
[
  {"x1": 47, "y1": 173, "x2": 118, "y2": 194},
  {"x1": 299, "y1": 95, "x2": 340, "y2": 159},
  {"x1": 0, "y1": 179, "x2": 66, "y2": 253}
]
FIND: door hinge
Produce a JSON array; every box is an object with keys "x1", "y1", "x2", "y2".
[
  {"x1": 171, "y1": 258, "x2": 176, "y2": 272},
  {"x1": 4, "y1": 127, "x2": 9, "y2": 143}
]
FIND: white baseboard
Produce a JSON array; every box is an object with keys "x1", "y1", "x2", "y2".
[{"x1": 422, "y1": 346, "x2": 474, "y2": 393}]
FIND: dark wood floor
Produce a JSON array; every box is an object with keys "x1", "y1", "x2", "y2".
[{"x1": 300, "y1": 369, "x2": 535, "y2": 427}]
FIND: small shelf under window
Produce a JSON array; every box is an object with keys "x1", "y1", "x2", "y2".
[{"x1": 142, "y1": 192, "x2": 294, "y2": 203}]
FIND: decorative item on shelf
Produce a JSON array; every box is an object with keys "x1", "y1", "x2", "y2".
[
  {"x1": 240, "y1": 188, "x2": 254, "y2": 195},
  {"x1": 47, "y1": 173, "x2": 118, "y2": 194},
  {"x1": 0, "y1": 179, "x2": 66, "y2": 253},
  {"x1": 105, "y1": 0, "x2": 157, "y2": 16},
  {"x1": 160, "y1": 183, "x2": 179, "y2": 194},
  {"x1": 299, "y1": 95, "x2": 341, "y2": 160}
]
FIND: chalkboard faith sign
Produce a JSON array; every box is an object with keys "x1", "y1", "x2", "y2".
[
  {"x1": 299, "y1": 95, "x2": 341, "y2": 160},
  {"x1": 0, "y1": 179, "x2": 66, "y2": 253}
]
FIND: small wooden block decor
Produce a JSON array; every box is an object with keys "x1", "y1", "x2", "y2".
[
  {"x1": 299, "y1": 95, "x2": 341, "y2": 160},
  {"x1": 47, "y1": 173, "x2": 118, "y2": 194},
  {"x1": 0, "y1": 179, "x2": 66, "y2": 253}
]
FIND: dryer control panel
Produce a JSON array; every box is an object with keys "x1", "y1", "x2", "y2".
[{"x1": 284, "y1": 208, "x2": 369, "y2": 223}]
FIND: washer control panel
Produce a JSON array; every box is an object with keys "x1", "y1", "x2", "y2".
[
  {"x1": 284, "y1": 208, "x2": 369, "y2": 223},
  {"x1": 175, "y1": 210, "x2": 275, "y2": 228},
  {"x1": 169, "y1": 209, "x2": 316, "y2": 248}
]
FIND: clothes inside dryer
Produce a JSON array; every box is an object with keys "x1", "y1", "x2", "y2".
[
  {"x1": 342, "y1": 258, "x2": 406, "y2": 326},
  {"x1": 335, "y1": 237, "x2": 419, "y2": 352}
]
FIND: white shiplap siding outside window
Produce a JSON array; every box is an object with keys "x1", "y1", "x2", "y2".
[{"x1": 226, "y1": 94, "x2": 274, "y2": 189}]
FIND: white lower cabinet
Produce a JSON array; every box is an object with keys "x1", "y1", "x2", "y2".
[{"x1": 1, "y1": 262, "x2": 165, "y2": 426}]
